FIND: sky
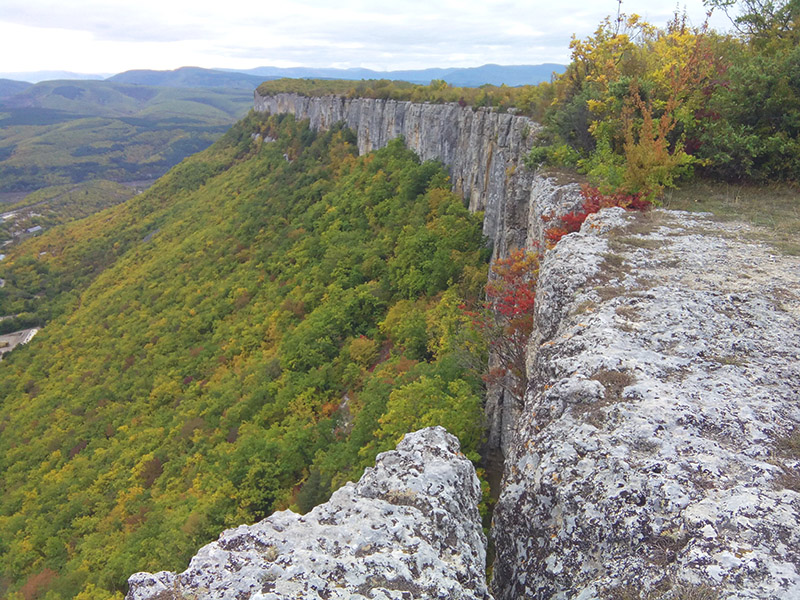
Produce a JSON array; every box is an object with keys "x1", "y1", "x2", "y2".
[{"x1": 0, "y1": 0, "x2": 732, "y2": 78}]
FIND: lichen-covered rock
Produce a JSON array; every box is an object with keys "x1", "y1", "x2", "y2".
[
  {"x1": 126, "y1": 427, "x2": 490, "y2": 600},
  {"x1": 492, "y1": 208, "x2": 800, "y2": 600}
]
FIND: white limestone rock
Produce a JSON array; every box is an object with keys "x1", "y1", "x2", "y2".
[
  {"x1": 492, "y1": 208, "x2": 800, "y2": 600},
  {"x1": 127, "y1": 426, "x2": 490, "y2": 600},
  {"x1": 254, "y1": 92, "x2": 547, "y2": 255}
]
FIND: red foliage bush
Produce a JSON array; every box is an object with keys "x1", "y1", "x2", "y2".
[
  {"x1": 544, "y1": 184, "x2": 652, "y2": 245},
  {"x1": 462, "y1": 248, "x2": 540, "y2": 397}
]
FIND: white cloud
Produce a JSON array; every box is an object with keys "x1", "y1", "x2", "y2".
[{"x1": 0, "y1": 0, "x2": 732, "y2": 76}]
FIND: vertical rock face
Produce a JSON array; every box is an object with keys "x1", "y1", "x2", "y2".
[
  {"x1": 255, "y1": 93, "x2": 585, "y2": 454},
  {"x1": 254, "y1": 92, "x2": 571, "y2": 256},
  {"x1": 126, "y1": 427, "x2": 490, "y2": 600},
  {"x1": 492, "y1": 208, "x2": 800, "y2": 599}
]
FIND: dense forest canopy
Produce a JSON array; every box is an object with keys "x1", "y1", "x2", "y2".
[{"x1": 0, "y1": 113, "x2": 490, "y2": 600}]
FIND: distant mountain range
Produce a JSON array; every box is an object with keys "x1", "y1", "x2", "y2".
[
  {"x1": 0, "y1": 79, "x2": 254, "y2": 192},
  {"x1": 221, "y1": 63, "x2": 566, "y2": 87},
  {"x1": 107, "y1": 67, "x2": 267, "y2": 89},
  {"x1": 0, "y1": 70, "x2": 108, "y2": 84},
  {"x1": 2, "y1": 63, "x2": 565, "y2": 89}
]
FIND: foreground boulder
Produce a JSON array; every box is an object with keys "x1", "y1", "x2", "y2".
[
  {"x1": 127, "y1": 426, "x2": 490, "y2": 600},
  {"x1": 492, "y1": 208, "x2": 800, "y2": 599}
]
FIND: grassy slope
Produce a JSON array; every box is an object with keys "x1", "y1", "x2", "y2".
[{"x1": 662, "y1": 181, "x2": 800, "y2": 256}]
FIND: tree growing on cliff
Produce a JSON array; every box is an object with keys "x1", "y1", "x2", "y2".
[
  {"x1": 704, "y1": 0, "x2": 799, "y2": 45},
  {"x1": 462, "y1": 248, "x2": 540, "y2": 399}
]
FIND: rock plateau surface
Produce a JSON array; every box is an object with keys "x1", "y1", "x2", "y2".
[
  {"x1": 127, "y1": 427, "x2": 489, "y2": 600},
  {"x1": 492, "y1": 208, "x2": 800, "y2": 599}
]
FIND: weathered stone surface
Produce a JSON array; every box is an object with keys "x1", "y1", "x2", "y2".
[
  {"x1": 126, "y1": 426, "x2": 490, "y2": 600},
  {"x1": 492, "y1": 208, "x2": 800, "y2": 599}
]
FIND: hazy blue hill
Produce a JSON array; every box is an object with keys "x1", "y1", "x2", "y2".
[
  {"x1": 0, "y1": 80, "x2": 253, "y2": 191},
  {"x1": 0, "y1": 70, "x2": 107, "y2": 83},
  {"x1": 227, "y1": 62, "x2": 565, "y2": 86},
  {"x1": 108, "y1": 66, "x2": 267, "y2": 90},
  {"x1": 440, "y1": 63, "x2": 565, "y2": 86},
  {"x1": 230, "y1": 65, "x2": 446, "y2": 83},
  {"x1": 0, "y1": 79, "x2": 32, "y2": 100}
]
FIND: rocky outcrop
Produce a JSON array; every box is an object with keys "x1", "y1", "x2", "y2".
[
  {"x1": 492, "y1": 208, "x2": 800, "y2": 599},
  {"x1": 126, "y1": 427, "x2": 489, "y2": 600}
]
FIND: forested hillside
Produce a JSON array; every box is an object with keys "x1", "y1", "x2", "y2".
[
  {"x1": 0, "y1": 80, "x2": 253, "y2": 192},
  {"x1": 1, "y1": 3, "x2": 796, "y2": 599},
  {"x1": 0, "y1": 112, "x2": 489, "y2": 600}
]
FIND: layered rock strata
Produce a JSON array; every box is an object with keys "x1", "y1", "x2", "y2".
[
  {"x1": 492, "y1": 208, "x2": 800, "y2": 599},
  {"x1": 127, "y1": 426, "x2": 490, "y2": 600}
]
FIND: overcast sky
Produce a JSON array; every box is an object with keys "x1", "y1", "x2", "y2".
[{"x1": 1, "y1": 0, "x2": 732, "y2": 77}]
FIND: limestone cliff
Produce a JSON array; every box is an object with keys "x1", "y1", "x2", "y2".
[
  {"x1": 127, "y1": 95, "x2": 800, "y2": 600},
  {"x1": 127, "y1": 427, "x2": 489, "y2": 600},
  {"x1": 254, "y1": 92, "x2": 585, "y2": 257},
  {"x1": 254, "y1": 92, "x2": 584, "y2": 453},
  {"x1": 492, "y1": 208, "x2": 800, "y2": 599}
]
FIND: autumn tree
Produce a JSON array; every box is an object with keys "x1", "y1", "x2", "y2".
[{"x1": 463, "y1": 248, "x2": 540, "y2": 399}]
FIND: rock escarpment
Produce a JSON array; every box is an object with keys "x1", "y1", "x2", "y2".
[
  {"x1": 492, "y1": 208, "x2": 800, "y2": 599},
  {"x1": 254, "y1": 92, "x2": 582, "y2": 257},
  {"x1": 126, "y1": 427, "x2": 489, "y2": 600},
  {"x1": 255, "y1": 92, "x2": 584, "y2": 453},
  {"x1": 126, "y1": 95, "x2": 800, "y2": 600}
]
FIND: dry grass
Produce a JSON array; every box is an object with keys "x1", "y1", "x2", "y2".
[
  {"x1": 615, "y1": 305, "x2": 641, "y2": 321},
  {"x1": 611, "y1": 236, "x2": 664, "y2": 250},
  {"x1": 776, "y1": 428, "x2": 800, "y2": 458},
  {"x1": 595, "y1": 285, "x2": 628, "y2": 301},
  {"x1": 537, "y1": 167, "x2": 587, "y2": 186},
  {"x1": 574, "y1": 369, "x2": 636, "y2": 427},
  {"x1": 771, "y1": 428, "x2": 800, "y2": 492},
  {"x1": 662, "y1": 180, "x2": 800, "y2": 255},
  {"x1": 592, "y1": 369, "x2": 635, "y2": 402},
  {"x1": 570, "y1": 299, "x2": 598, "y2": 315},
  {"x1": 619, "y1": 210, "x2": 671, "y2": 237}
]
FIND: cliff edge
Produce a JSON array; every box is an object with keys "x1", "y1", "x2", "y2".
[
  {"x1": 492, "y1": 208, "x2": 800, "y2": 599},
  {"x1": 126, "y1": 427, "x2": 489, "y2": 600},
  {"x1": 254, "y1": 92, "x2": 568, "y2": 258},
  {"x1": 126, "y1": 96, "x2": 800, "y2": 600},
  {"x1": 254, "y1": 92, "x2": 584, "y2": 454}
]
